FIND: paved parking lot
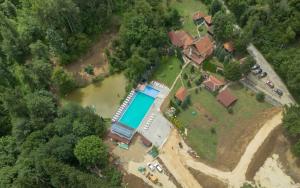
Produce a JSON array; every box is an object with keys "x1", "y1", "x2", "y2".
[{"x1": 247, "y1": 44, "x2": 296, "y2": 105}]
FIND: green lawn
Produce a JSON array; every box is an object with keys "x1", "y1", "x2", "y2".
[
  {"x1": 152, "y1": 56, "x2": 182, "y2": 88},
  {"x1": 181, "y1": 64, "x2": 202, "y2": 88},
  {"x1": 167, "y1": 0, "x2": 208, "y2": 36},
  {"x1": 175, "y1": 83, "x2": 272, "y2": 160}
]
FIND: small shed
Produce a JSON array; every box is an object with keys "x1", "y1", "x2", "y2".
[
  {"x1": 217, "y1": 89, "x2": 237, "y2": 108},
  {"x1": 203, "y1": 75, "x2": 225, "y2": 92},
  {"x1": 175, "y1": 87, "x2": 188, "y2": 102}
]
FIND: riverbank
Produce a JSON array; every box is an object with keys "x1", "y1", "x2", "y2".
[{"x1": 64, "y1": 73, "x2": 127, "y2": 118}]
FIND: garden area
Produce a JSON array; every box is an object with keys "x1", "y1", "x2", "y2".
[
  {"x1": 181, "y1": 64, "x2": 204, "y2": 89},
  {"x1": 168, "y1": 80, "x2": 274, "y2": 166},
  {"x1": 166, "y1": 0, "x2": 208, "y2": 36},
  {"x1": 151, "y1": 56, "x2": 182, "y2": 87}
]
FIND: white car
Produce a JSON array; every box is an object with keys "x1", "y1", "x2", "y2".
[
  {"x1": 147, "y1": 163, "x2": 155, "y2": 171},
  {"x1": 153, "y1": 162, "x2": 163, "y2": 173}
]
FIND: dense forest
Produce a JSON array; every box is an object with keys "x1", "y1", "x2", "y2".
[
  {"x1": 107, "y1": 0, "x2": 181, "y2": 88},
  {"x1": 222, "y1": 0, "x2": 300, "y2": 101},
  {"x1": 0, "y1": 0, "x2": 180, "y2": 187}
]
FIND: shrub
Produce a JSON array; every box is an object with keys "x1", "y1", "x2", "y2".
[
  {"x1": 190, "y1": 66, "x2": 195, "y2": 73},
  {"x1": 195, "y1": 77, "x2": 203, "y2": 86},
  {"x1": 203, "y1": 60, "x2": 217, "y2": 73},
  {"x1": 256, "y1": 92, "x2": 265, "y2": 102},
  {"x1": 92, "y1": 75, "x2": 104, "y2": 83},
  {"x1": 187, "y1": 80, "x2": 192, "y2": 88},
  {"x1": 181, "y1": 95, "x2": 191, "y2": 109},
  {"x1": 183, "y1": 73, "x2": 188, "y2": 80},
  {"x1": 210, "y1": 127, "x2": 216, "y2": 134},
  {"x1": 227, "y1": 107, "x2": 233, "y2": 114},
  {"x1": 84, "y1": 65, "x2": 94, "y2": 75}
]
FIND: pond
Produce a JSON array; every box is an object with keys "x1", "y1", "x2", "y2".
[{"x1": 64, "y1": 74, "x2": 127, "y2": 118}]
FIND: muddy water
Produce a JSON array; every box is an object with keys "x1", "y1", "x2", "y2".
[{"x1": 65, "y1": 74, "x2": 127, "y2": 118}]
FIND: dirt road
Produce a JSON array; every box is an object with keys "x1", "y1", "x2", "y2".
[
  {"x1": 228, "y1": 111, "x2": 283, "y2": 187},
  {"x1": 160, "y1": 129, "x2": 203, "y2": 188},
  {"x1": 161, "y1": 112, "x2": 283, "y2": 188}
]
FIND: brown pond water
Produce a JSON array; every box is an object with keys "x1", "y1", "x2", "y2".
[{"x1": 64, "y1": 74, "x2": 127, "y2": 118}]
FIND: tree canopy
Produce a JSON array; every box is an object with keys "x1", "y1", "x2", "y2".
[{"x1": 0, "y1": 0, "x2": 128, "y2": 187}]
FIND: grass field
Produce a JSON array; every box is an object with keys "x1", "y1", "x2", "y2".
[
  {"x1": 175, "y1": 83, "x2": 272, "y2": 160},
  {"x1": 168, "y1": 0, "x2": 208, "y2": 36},
  {"x1": 152, "y1": 56, "x2": 182, "y2": 87}
]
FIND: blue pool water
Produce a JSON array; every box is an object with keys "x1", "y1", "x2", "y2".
[
  {"x1": 119, "y1": 92, "x2": 155, "y2": 129},
  {"x1": 142, "y1": 86, "x2": 160, "y2": 98}
]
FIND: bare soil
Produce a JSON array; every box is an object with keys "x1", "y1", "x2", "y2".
[
  {"x1": 188, "y1": 168, "x2": 227, "y2": 188},
  {"x1": 65, "y1": 21, "x2": 119, "y2": 85},
  {"x1": 215, "y1": 107, "x2": 282, "y2": 170},
  {"x1": 192, "y1": 107, "x2": 281, "y2": 171},
  {"x1": 157, "y1": 157, "x2": 183, "y2": 188},
  {"x1": 123, "y1": 173, "x2": 153, "y2": 188},
  {"x1": 246, "y1": 126, "x2": 300, "y2": 183}
]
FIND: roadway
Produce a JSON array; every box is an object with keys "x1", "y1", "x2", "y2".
[{"x1": 246, "y1": 44, "x2": 296, "y2": 106}]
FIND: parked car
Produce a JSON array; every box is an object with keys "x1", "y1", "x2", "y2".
[
  {"x1": 266, "y1": 80, "x2": 274, "y2": 88},
  {"x1": 252, "y1": 68, "x2": 262, "y2": 75},
  {"x1": 147, "y1": 163, "x2": 155, "y2": 171},
  {"x1": 251, "y1": 64, "x2": 260, "y2": 70},
  {"x1": 273, "y1": 88, "x2": 283, "y2": 97},
  {"x1": 258, "y1": 72, "x2": 267, "y2": 78},
  {"x1": 153, "y1": 163, "x2": 163, "y2": 173}
]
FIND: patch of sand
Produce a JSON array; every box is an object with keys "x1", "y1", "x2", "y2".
[
  {"x1": 254, "y1": 154, "x2": 300, "y2": 188},
  {"x1": 112, "y1": 135, "x2": 177, "y2": 188}
]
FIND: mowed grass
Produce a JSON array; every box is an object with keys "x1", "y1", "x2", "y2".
[
  {"x1": 152, "y1": 56, "x2": 182, "y2": 88},
  {"x1": 168, "y1": 0, "x2": 208, "y2": 36},
  {"x1": 176, "y1": 83, "x2": 272, "y2": 160}
]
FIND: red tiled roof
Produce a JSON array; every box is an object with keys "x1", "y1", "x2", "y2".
[
  {"x1": 217, "y1": 89, "x2": 237, "y2": 108},
  {"x1": 183, "y1": 47, "x2": 205, "y2": 65},
  {"x1": 193, "y1": 11, "x2": 206, "y2": 21},
  {"x1": 108, "y1": 132, "x2": 130, "y2": 144},
  {"x1": 194, "y1": 35, "x2": 214, "y2": 58},
  {"x1": 204, "y1": 16, "x2": 212, "y2": 25},
  {"x1": 168, "y1": 31, "x2": 193, "y2": 48},
  {"x1": 175, "y1": 87, "x2": 187, "y2": 102},
  {"x1": 223, "y1": 41, "x2": 235, "y2": 52},
  {"x1": 203, "y1": 75, "x2": 225, "y2": 91}
]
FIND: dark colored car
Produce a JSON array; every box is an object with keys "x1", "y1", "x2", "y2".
[
  {"x1": 273, "y1": 88, "x2": 283, "y2": 96},
  {"x1": 258, "y1": 72, "x2": 267, "y2": 78},
  {"x1": 251, "y1": 64, "x2": 260, "y2": 70},
  {"x1": 252, "y1": 68, "x2": 262, "y2": 75}
]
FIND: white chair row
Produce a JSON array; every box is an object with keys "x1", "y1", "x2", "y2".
[
  {"x1": 151, "y1": 81, "x2": 165, "y2": 89},
  {"x1": 143, "y1": 113, "x2": 155, "y2": 130},
  {"x1": 112, "y1": 90, "x2": 135, "y2": 122}
]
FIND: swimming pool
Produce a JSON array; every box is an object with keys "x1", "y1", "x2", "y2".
[
  {"x1": 142, "y1": 86, "x2": 160, "y2": 98},
  {"x1": 119, "y1": 92, "x2": 155, "y2": 129}
]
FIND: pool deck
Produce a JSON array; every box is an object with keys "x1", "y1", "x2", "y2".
[{"x1": 137, "y1": 82, "x2": 173, "y2": 147}]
